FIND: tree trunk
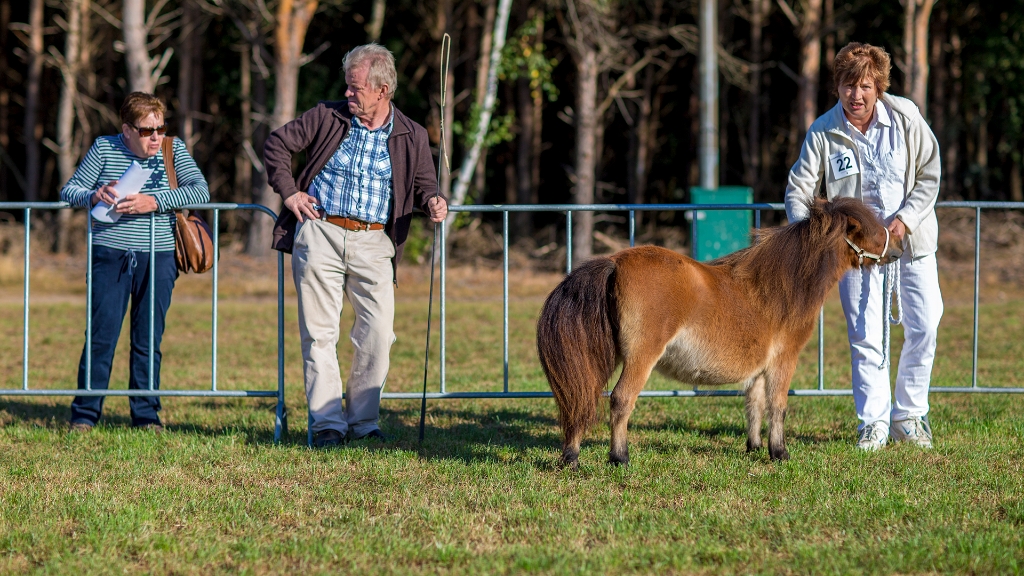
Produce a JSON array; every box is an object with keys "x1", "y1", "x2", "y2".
[
  {"x1": 747, "y1": 0, "x2": 766, "y2": 194},
  {"x1": 234, "y1": 42, "x2": 253, "y2": 238},
  {"x1": 366, "y1": 0, "x2": 385, "y2": 43},
  {"x1": 927, "y1": 5, "x2": 946, "y2": 196},
  {"x1": 471, "y1": 0, "x2": 497, "y2": 202},
  {"x1": 903, "y1": 0, "x2": 935, "y2": 111},
  {"x1": 178, "y1": 0, "x2": 199, "y2": 147},
  {"x1": 0, "y1": 0, "x2": 10, "y2": 200},
  {"x1": 23, "y1": 0, "x2": 44, "y2": 202},
  {"x1": 529, "y1": 57, "x2": 542, "y2": 208},
  {"x1": 823, "y1": 0, "x2": 835, "y2": 67},
  {"x1": 123, "y1": 0, "x2": 153, "y2": 92},
  {"x1": 975, "y1": 72, "x2": 988, "y2": 200},
  {"x1": 514, "y1": 76, "x2": 534, "y2": 236},
  {"x1": 80, "y1": 0, "x2": 94, "y2": 96},
  {"x1": 512, "y1": 6, "x2": 546, "y2": 239},
  {"x1": 698, "y1": 0, "x2": 718, "y2": 189},
  {"x1": 247, "y1": 0, "x2": 319, "y2": 256},
  {"x1": 443, "y1": 0, "x2": 513, "y2": 238},
  {"x1": 1011, "y1": 161, "x2": 1023, "y2": 203},
  {"x1": 797, "y1": 0, "x2": 822, "y2": 135},
  {"x1": 631, "y1": 2, "x2": 662, "y2": 216},
  {"x1": 55, "y1": 0, "x2": 83, "y2": 253},
  {"x1": 247, "y1": 52, "x2": 270, "y2": 253},
  {"x1": 572, "y1": 45, "x2": 598, "y2": 264},
  {"x1": 944, "y1": 27, "x2": 962, "y2": 198}
]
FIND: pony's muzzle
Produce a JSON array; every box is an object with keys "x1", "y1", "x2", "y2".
[{"x1": 881, "y1": 234, "x2": 904, "y2": 264}]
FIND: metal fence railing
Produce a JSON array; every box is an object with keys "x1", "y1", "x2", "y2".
[
  {"x1": 0, "y1": 202, "x2": 287, "y2": 441},
  {"x1": 385, "y1": 200, "x2": 1024, "y2": 400},
  {"x1": 5, "y1": 200, "x2": 1021, "y2": 441}
]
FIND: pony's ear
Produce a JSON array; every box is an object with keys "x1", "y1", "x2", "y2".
[
  {"x1": 844, "y1": 213, "x2": 862, "y2": 237},
  {"x1": 839, "y1": 213, "x2": 864, "y2": 239}
]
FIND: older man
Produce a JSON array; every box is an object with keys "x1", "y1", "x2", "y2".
[{"x1": 265, "y1": 44, "x2": 447, "y2": 448}]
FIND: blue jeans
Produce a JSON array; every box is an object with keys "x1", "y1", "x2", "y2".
[{"x1": 71, "y1": 246, "x2": 177, "y2": 426}]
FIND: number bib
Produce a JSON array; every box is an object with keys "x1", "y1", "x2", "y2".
[{"x1": 829, "y1": 149, "x2": 860, "y2": 180}]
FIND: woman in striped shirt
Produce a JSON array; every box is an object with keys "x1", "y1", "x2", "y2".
[{"x1": 60, "y1": 92, "x2": 210, "y2": 432}]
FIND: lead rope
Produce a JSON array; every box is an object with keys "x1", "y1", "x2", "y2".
[
  {"x1": 879, "y1": 261, "x2": 904, "y2": 369},
  {"x1": 420, "y1": 33, "x2": 451, "y2": 443}
]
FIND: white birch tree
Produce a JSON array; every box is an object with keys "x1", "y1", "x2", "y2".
[
  {"x1": 122, "y1": 0, "x2": 177, "y2": 93},
  {"x1": 442, "y1": 0, "x2": 513, "y2": 240}
]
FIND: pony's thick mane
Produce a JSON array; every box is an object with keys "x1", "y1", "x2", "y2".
[{"x1": 711, "y1": 197, "x2": 878, "y2": 322}]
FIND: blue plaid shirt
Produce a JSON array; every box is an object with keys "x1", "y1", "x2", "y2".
[{"x1": 308, "y1": 108, "x2": 394, "y2": 224}]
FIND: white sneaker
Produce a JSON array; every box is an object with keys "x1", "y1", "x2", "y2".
[
  {"x1": 891, "y1": 416, "x2": 933, "y2": 449},
  {"x1": 856, "y1": 421, "x2": 889, "y2": 451}
]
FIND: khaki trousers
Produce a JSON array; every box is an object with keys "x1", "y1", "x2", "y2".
[{"x1": 292, "y1": 219, "x2": 395, "y2": 437}]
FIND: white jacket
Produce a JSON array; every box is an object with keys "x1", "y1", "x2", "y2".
[{"x1": 784, "y1": 94, "x2": 941, "y2": 258}]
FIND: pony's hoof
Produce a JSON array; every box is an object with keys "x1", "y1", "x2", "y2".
[
  {"x1": 608, "y1": 451, "x2": 629, "y2": 466},
  {"x1": 746, "y1": 438, "x2": 763, "y2": 453},
  {"x1": 560, "y1": 449, "x2": 580, "y2": 469},
  {"x1": 769, "y1": 447, "x2": 790, "y2": 461}
]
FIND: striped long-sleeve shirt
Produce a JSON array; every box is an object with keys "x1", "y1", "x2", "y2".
[{"x1": 60, "y1": 135, "x2": 210, "y2": 252}]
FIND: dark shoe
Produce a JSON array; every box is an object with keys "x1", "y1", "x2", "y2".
[
  {"x1": 134, "y1": 423, "x2": 165, "y2": 434},
  {"x1": 69, "y1": 422, "x2": 94, "y2": 433},
  {"x1": 313, "y1": 429, "x2": 345, "y2": 449},
  {"x1": 350, "y1": 429, "x2": 388, "y2": 443}
]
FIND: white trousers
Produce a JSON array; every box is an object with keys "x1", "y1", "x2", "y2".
[
  {"x1": 292, "y1": 219, "x2": 396, "y2": 437},
  {"x1": 838, "y1": 252, "x2": 943, "y2": 430}
]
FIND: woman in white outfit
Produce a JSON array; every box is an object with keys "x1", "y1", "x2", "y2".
[{"x1": 785, "y1": 42, "x2": 943, "y2": 451}]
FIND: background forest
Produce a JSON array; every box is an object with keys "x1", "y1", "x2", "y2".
[{"x1": 0, "y1": 0, "x2": 1022, "y2": 260}]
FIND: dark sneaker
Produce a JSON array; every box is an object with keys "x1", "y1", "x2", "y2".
[
  {"x1": 69, "y1": 422, "x2": 94, "y2": 433},
  {"x1": 134, "y1": 423, "x2": 165, "y2": 433},
  {"x1": 312, "y1": 429, "x2": 345, "y2": 449},
  {"x1": 350, "y1": 429, "x2": 388, "y2": 443}
]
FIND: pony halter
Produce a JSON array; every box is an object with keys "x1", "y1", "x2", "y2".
[{"x1": 844, "y1": 227, "x2": 890, "y2": 266}]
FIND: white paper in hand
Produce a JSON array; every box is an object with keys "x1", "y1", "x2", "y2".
[{"x1": 90, "y1": 161, "x2": 155, "y2": 223}]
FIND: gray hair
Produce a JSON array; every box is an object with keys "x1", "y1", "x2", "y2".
[{"x1": 343, "y1": 43, "x2": 397, "y2": 99}]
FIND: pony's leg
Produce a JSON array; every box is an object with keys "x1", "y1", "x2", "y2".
[
  {"x1": 608, "y1": 355, "x2": 659, "y2": 466},
  {"x1": 561, "y1": 426, "x2": 585, "y2": 468},
  {"x1": 765, "y1": 361, "x2": 797, "y2": 461},
  {"x1": 744, "y1": 374, "x2": 766, "y2": 452}
]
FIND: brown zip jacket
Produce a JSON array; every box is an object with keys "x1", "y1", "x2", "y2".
[{"x1": 264, "y1": 100, "x2": 443, "y2": 275}]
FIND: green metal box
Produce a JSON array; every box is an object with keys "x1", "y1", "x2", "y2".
[{"x1": 690, "y1": 186, "x2": 754, "y2": 262}]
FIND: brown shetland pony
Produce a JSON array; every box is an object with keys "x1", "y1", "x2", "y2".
[{"x1": 536, "y1": 198, "x2": 903, "y2": 466}]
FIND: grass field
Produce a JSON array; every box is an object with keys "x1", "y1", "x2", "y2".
[{"x1": 1, "y1": 259, "x2": 1023, "y2": 574}]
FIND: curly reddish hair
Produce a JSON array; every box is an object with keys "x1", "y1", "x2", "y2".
[
  {"x1": 832, "y1": 42, "x2": 891, "y2": 96},
  {"x1": 119, "y1": 92, "x2": 166, "y2": 127}
]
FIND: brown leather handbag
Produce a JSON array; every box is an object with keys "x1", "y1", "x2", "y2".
[{"x1": 162, "y1": 138, "x2": 215, "y2": 273}]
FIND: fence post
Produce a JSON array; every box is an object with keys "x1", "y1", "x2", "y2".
[
  {"x1": 86, "y1": 210, "x2": 93, "y2": 390},
  {"x1": 22, "y1": 208, "x2": 30, "y2": 390},
  {"x1": 565, "y1": 211, "x2": 572, "y2": 274},
  {"x1": 149, "y1": 214, "x2": 156, "y2": 390},
  {"x1": 972, "y1": 206, "x2": 981, "y2": 389},
  {"x1": 212, "y1": 209, "x2": 220, "y2": 391},
  {"x1": 503, "y1": 210, "x2": 509, "y2": 393}
]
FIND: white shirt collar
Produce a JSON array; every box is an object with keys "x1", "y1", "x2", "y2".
[{"x1": 845, "y1": 100, "x2": 891, "y2": 136}]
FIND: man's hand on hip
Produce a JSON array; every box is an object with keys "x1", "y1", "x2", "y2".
[
  {"x1": 284, "y1": 192, "x2": 320, "y2": 223},
  {"x1": 427, "y1": 196, "x2": 447, "y2": 223}
]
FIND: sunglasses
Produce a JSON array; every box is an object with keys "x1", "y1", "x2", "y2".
[{"x1": 128, "y1": 123, "x2": 167, "y2": 138}]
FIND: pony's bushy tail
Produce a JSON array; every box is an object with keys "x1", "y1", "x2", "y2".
[{"x1": 537, "y1": 257, "x2": 619, "y2": 442}]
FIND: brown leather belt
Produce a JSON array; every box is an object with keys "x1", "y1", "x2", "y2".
[{"x1": 323, "y1": 215, "x2": 384, "y2": 231}]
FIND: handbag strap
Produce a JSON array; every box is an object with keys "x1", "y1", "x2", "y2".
[{"x1": 161, "y1": 137, "x2": 178, "y2": 190}]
